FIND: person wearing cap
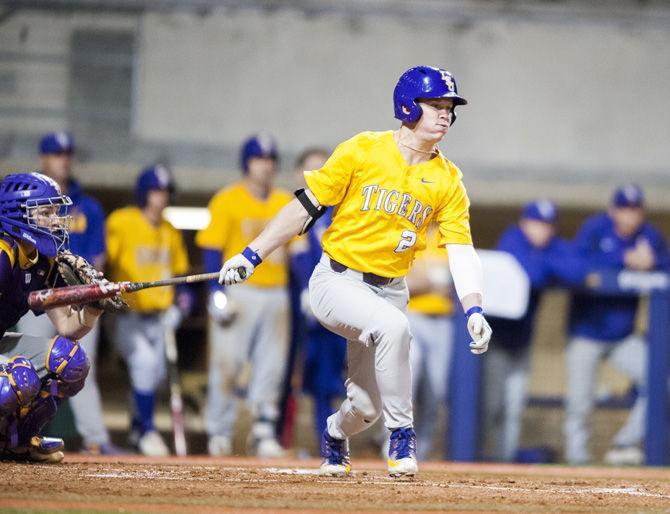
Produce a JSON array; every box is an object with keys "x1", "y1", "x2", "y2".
[
  {"x1": 15, "y1": 132, "x2": 122, "y2": 455},
  {"x1": 196, "y1": 133, "x2": 293, "y2": 457},
  {"x1": 482, "y1": 199, "x2": 575, "y2": 462},
  {"x1": 564, "y1": 184, "x2": 670, "y2": 465},
  {"x1": 105, "y1": 164, "x2": 190, "y2": 456}
]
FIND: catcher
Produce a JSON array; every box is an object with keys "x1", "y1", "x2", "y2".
[{"x1": 0, "y1": 172, "x2": 122, "y2": 463}]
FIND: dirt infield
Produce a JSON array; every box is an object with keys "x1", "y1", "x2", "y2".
[{"x1": 2, "y1": 455, "x2": 670, "y2": 513}]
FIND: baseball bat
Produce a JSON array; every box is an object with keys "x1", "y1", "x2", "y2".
[
  {"x1": 28, "y1": 268, "x2": 247, "y2": 310},
  {"x1": 165, "y1": 326, "x2": 187, "y2": 457}
]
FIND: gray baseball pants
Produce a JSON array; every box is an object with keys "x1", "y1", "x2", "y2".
[
  {"x1": 407, "y1": 312, "x2": 453, "y2": 459},
  {"x1": 563, "y1": 335, "x2": 647, "y2": 464},
  {"x1": 482, "y1": 344, "x2": 531, "y2": 462},
  {"x1": 309, "y1": 254, "x2": 413, "y2": 440},
  {"x1": 16, "y1": 311, "x2": 110, "y2": 446},
  {"x1": 205, "y1": 285, "x2": 290, "y2": 439}
]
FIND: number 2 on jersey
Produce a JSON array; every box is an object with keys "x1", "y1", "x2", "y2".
[{"x1": 395, "y1": 229, "x2": 417, "y2": 253}]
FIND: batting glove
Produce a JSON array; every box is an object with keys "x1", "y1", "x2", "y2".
[
  {"x1": 466, "y1": 307, "x2": 492, "y2": 355},
  {"x1": 218, "y1": 247, "x2": 261, "y2": 286}
]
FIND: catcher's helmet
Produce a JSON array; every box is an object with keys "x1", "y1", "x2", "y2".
[
  {"x1": 0, "y1": 172, "x2": 72, "y2": 257},
  {"x1": 240, "y1": 133, "x2": 279, "y2": 173},
  {"x1": 393, "y1": 66, "x2": 467, "y2": 125},
  {"x1": 136, "y1": 164, "x2": 175, "y2": 207}
]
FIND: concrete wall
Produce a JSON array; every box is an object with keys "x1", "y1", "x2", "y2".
[{"x1": 1, "y1": 4, "x2": 669, "y2": 206}]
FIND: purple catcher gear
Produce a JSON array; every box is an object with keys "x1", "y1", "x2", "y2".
[
  {"x1": 0, "y1": 435, "x2": 65, "y2": 463},
  {"x1": 393, "y1": 66, "x2": 467, "y2": 125},
  {"x1": 46, "y1": 335, "x2": 90, "y2": 398},
  {"x1": 240, "y1": 133, "x2": 279, "y2": 172},
  {"x1": 9, "y1": 392, "x2": 59, "y2": 449},
  {"x1": 0, "y1": 172, "x2": 72, "y2": 257},
  {"x1": 0, "y1": 356, "x2": 41, "y2": 417},
  {"x1": 135, "y1": 164, "x2": 175, "y2": 207}
]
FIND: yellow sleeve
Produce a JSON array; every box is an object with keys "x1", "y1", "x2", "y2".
[
  {"x1": 436, "y1": 169, "x2": 473, "y2": 247},
  {"x1": 303, "y1": 134, "x2": 360, "y2": 206},
  {"x1": 105, "y1": 211, "x2": 124, "y2": 268},
  {"x1": 0, "y1": 239, "x2": 16, "y2": 268},
  {"x1": 170, "y1": 226, "x2": 190, "y2": 276},
  {"x1": 195, "y1": 192, "x2": 230, "y2": 251}
]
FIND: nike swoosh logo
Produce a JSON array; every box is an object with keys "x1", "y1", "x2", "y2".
[{"x1": 420, "y1": 178, "x2": 433, "y2": 183}]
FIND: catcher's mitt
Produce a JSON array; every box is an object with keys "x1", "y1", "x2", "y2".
[{"x1": 56, "y1": 250, "x2": 127, "y2": 312}]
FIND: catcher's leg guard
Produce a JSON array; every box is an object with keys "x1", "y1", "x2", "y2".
[
  {"x1": 46, "y1": 336, "x2": 90, "y2": 398},
  {"x1": 0, "y1": 356, "x2": 41, "y2": 417},
  {"x1": 3, "y1": 392, "x2": 65, "y2": 463},
  {"x1": 15, "y1": 392, "x2": 59, "y2": 447},
  {"x1": 1, "y1": 383, "x2": 63, "y2": 462}
]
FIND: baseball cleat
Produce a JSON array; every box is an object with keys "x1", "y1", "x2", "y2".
[
  {"x1": 387, "y1": 427, "x2": 418, "y2": 477},
  {"x1": 137, "y1": 430, "x2": 170, "y2": 457},
  {"x1": 1, "y1": 436, "x2": 65, "y2": 464},
  {"x1": 208, "y1": 435, "x2": 233, "y2": 457},
  {"x1": 254, "y1": 437, "x2": 286, "y2": 458},
  {"x1": 604, "y1": 445, "x2": 644, "y2": 466},
  {"x1": 319, "y1": 429, "x2": 351, "y2": 477}
]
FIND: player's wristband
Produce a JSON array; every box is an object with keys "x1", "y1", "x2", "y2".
[
  {"x1": 465, "y1": 306, "x2": 484, "y2": 320},
  {"x1": 242, "y1": 246, "x2": 263, "y2": 267}
]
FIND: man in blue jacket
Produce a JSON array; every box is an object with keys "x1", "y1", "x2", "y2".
[
  {"x1": 483, "y1": 200, "x2": 575, "y2": 461},
  {"x1": 16, "y1": 132, "x2": 119, "y2": 454},
  {"x1": 564, "y1": 185, "x2": 670, "y2": 465}
]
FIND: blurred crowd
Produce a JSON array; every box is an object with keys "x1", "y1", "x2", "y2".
[{"x1": 16, "y1": 129, "x2": 669, "y2": 465}]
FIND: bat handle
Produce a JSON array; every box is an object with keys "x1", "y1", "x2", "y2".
[{"x1": 238, "y1": 268, "x2": 247, "y2": 280}]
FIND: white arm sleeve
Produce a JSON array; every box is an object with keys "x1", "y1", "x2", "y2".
[{"x1": 446, "y1": 243, "x2": 483, "y2": 301}]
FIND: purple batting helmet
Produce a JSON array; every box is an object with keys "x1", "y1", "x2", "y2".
[
  {"x1": 136, "y1": 164, "x2": 175, "y2": 207},
  {"x1": 0, "y1": 172, "x2": 72, "y2": 257},
  {"x1": 240, "y1": 133, "x2": 279, "y2": 173},
  {"x1": 393, "y1": 66, "x2": 467, "y2": 125}
]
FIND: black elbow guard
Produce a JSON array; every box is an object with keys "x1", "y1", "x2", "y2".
[{"x1": 294, "y1": 188, "x2": 326, "y2": 234}]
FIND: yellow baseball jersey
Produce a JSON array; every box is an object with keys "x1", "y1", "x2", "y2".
[
  {"x1": 195, "y1": 181, "x2": 293, "y2": 287},
  {"x1": 407, "y1": 225, "x2": 454, "y2": 316},
  {"x1": 304, "y1": 130, "x2": 472, "y2": 277},
  {"x1": 106, "y1": 206, "x2": 189, "y2": 312}
]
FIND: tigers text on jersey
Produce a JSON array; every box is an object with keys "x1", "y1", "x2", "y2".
[
  {"x1": 106, "y1": 206, "x2": 189, "y2": 312},
  {"x1": 304, "y1": 131, "x2": 472, "y2": 278},
  {"x1": 196, "y1": 181, "x2": 293, "y2": 288}
]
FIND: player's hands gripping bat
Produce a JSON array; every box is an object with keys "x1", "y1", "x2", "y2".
[
  {"x1": 219, "y1": 248, "x2": 256, "y2": 285},
  {"x1": 57, "y1": 250, "x2": 127, "y2": 312}
]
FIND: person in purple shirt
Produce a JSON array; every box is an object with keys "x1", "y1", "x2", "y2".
[
  {"x1": 0, "y1": 172, "x2": 99, "y2": 463},
  {"x1": 483, "y1": 200, "x2": 576, "y2": 462},
  {"x1": 15, "y1": 132, "x2": 120, "y2": 455},
  {"x1": 564, "y1": 184, "x2": 670, "y2": 465}
]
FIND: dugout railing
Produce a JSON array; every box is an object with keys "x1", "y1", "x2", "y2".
[{"x1": 448, "y1": 268, "x2": 670, "y2": 466}]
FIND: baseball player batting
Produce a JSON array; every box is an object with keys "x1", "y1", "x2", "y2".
[{"x1": 219, "y1": 66, "x2": 492, "y2": 477}]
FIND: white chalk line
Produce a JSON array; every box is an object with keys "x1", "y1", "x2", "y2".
[{"x1": 85, "y1": 467, "x2": 670, "y2": 499}]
